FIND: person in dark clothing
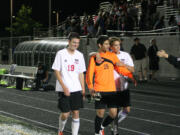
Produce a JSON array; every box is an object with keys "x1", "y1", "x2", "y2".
[
  {"x1": 157, "y1": 50, "x2": 180, "y2": 69},
  {"x1": 168, "y1": 15, "x2": 177, "y2": 34},
  {"x1": 141, "y1": 0, "x2": 148, "y2": 16},
  {"x1": 35, "y1": 62, "x2": 49, "y2": 90},
  {"x1": 153, "y1": 16, "x2": 165, "y2": 30},
  {"x1": 130, "y1": 38, "x2": 148, "y2": 81},
  {"x1": 148, "y1": 39, "x2": 159, "y2": 80}
]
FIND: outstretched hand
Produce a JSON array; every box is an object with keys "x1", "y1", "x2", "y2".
[{"x1": 157, "y1": 50, "x2": 168, "y2": 58}]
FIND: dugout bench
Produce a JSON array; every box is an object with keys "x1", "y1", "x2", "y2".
[{"x1": 0, "y1": 64, "x2": 38, "y2": 90}]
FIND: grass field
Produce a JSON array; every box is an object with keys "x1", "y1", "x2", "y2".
[{"x1": 0, "y1": 115, "x2": 56, "y2": 135}]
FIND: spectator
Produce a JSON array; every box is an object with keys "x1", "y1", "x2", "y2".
[
  {"x1": 34, "y1": 62, "x2": 49, "y2": 91},
  {"x1": 153, "y1": 16, "x2": 165, "y2": 30},
  {"x1": 141, "y1": 0, "x2": 148, "y2": 16},
  {"x1": 176, "y1": 11, "x2": 180, "y2": 32},
  {"x1": 87, "y1": 15, "x2": 95, "y2": 37},
  {"x1": 148, "y1": 39, "x2": 159, "y2": 80},
  {"x1": 95, "y1": 11, "x2": 106, "y2": 37},
  {"x1": 128, "y1": 4, "x2": 138, "y2": 27},
  {"x1": 168, "y1": 15, "x2": 177, "y2": 34},
  {"x1": 124, "y1": 13, "x2": 135, "y2": 35},
  {"x1": 148, "y1": 0, "x2": 157, "y2": 17},
  {"x1": 139, "y1": 14, "x2": 148, "y2": 31},
  {"x1": 130, "y1": 38, "x2": 148, "y2": 82}
]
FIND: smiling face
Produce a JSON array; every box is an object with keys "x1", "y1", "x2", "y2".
[
  {"x1": 68, "y1": 38, "x2": 80, "y2": 51},
  {"x1": 111, "y1": 40, "x2": 121, "y2": 54}
]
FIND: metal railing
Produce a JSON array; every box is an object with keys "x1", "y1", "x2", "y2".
[{"x1": 107, "y1": 26, "x2": 179, "y2": 36}]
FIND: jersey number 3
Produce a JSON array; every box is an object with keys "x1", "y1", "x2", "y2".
[{"x1": 68, "y1": 65, "x2": 75, "y2": 71}]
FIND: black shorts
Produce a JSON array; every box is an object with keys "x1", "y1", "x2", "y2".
[
  {"x1": 58, "y1": 91, "x2": 83, "y2": 113},
  {"x1": 95, "y1": 92, "x2": 118, "y2": 109},
  {"x1": 116, "y1": 89, "x2": 131, "y2": 107}
]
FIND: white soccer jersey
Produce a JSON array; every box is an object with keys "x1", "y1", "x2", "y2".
[
  {"x1": 114, "y1": 51, "x2": 134, "y2": 91},
  {"x1": 52, "y1": 48, "x2": 86, "y2": 92}
]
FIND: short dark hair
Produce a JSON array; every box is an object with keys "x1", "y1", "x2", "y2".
[
  {"x1": 68, "y1": 32, "x2": 80, "y2": 40},
  {"x1": 134, "y1": 37, "x2": 140, "y2": 41},
  {"x1": 97, "y1": 35, "x2": 109, "y2": 45}
]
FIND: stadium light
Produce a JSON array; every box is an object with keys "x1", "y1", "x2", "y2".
[
  {"x1": 49, "y1": 0, "x2": 51, "y2": 30},
  {"x1": 10, "y1": 0, "x2": 13, "y2": 64}
]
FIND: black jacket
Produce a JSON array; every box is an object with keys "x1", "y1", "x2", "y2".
[{"x1": 166, "y1": 55, "x2": 180, "y2": 69}]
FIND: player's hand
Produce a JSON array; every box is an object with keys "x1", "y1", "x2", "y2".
[
  {"x1": 82, "y1": 89, "x2": 86, "y2": 100},
  {"x1": 63, "y1": 87, "x2": 70, "y2": 96},
  {"x1": 133, "y1": 79, "x2": 137, "y2": 87},
  {"x1": 157, "y1": 50, "x2": 168, "y2": 58},
  {"x1": 89, "y1": 88, "x2": 95, "y2": 97},
  {"x1": 96, "y1": 53, "x2": 104, "y2": 64},
  {"x1": 116, "y1": 61, "x2": 125, "y2": 67}
]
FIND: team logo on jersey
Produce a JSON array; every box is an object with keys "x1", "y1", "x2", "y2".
[
  {"x1": 121, "y1": 59, "x2": 125, "y2": 62},
  {"x1": 104, "y1": 64, "x2": 109, "y2": 69},
  {"x1": 64, "y1": 59, "x2": 67, "y2": 62},
  {"x1": 75, "y1": 59, "x2": 79, "y2": 64}
]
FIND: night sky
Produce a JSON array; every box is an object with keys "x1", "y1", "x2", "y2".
[{"x1": 0, "y1": 0, "x2": 113, "y2": 37}]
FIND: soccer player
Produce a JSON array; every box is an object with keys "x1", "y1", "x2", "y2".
[
  {"x1": 52, "y1": 32, "x2": 86, "y2": 135},
  {"x1": 109, "y1": 37, "x2": 134, "y2": 135},
  {"x1": 86, "y1": 35, "x2": 133, "y2": 135},
  {"x1": 90, "y1": 37, "x2": 135, "y2": 135}
]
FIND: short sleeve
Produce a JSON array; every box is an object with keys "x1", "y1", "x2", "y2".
[
  {"x1": 112, "y1": 53, "x2": 120, "y2": 65},
  {"x1": 125, "y1": 53, "x2": 134, "y2": 67},
  {"x1": 52, "y1": 52, "x2": 62, "y2": 71},
  {"x1": 78, "y1": 54, "x2": 86, "y2": 73}
]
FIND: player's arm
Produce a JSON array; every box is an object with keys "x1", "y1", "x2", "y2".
[
  {"x1": 123, "y1": 64, "x2": 134, "y2": 73},
  {"x1": 79, "y1": 72, "x2": 85, "y2": 99},
  {"x1": 89, "y1": 52, "x2": 103, "y2": 63},
  {"x1": 89, "y1": 52, "x2": 98, "y2": 56},
  {"x1": 123, "y1": 54, "x2": 135, "y2": 73},
  {"x1": 113, "y1": 54, "x2": 137, "y2": 85},
  {"x1": 52, "y1": 53, "x2": 70, "y2": 96},
  {"x1": 54, "y1": 70, "x2": 70, "y2": 96},
  {"x1": 115, "y1": 62, "x2": 134, "y2": 72},
  {"x1": 113, "y1": 54, "x2": 133, "y2": 78},
  {"x1": 79, "y1": 54, "x2": 86, "y2": 99},
  {"x1": 86, "y1": 56, "x2": 95, "y2": 96}
]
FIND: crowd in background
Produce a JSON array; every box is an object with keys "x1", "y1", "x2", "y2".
[{"x1": 57, "y1": 0, "x2": 180, "y2": 37}]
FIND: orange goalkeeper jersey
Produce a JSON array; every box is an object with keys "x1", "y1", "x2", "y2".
[{"x1": 86, "y1": 51, "x2": 133, "y2": 92}]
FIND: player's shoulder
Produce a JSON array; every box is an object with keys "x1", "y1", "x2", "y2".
[
  {"x1": 75, "y1": 50, "x2": 84, "y2": 57},
  {"x1": 56, "y1": 48, "x2": 66, "y2": 55},
  {"x1": 107, "y1": 51, "x2": 116, "y2": 56},
  {"x1": 75, "y1": 50, "x2": 83, "y2": 55},
  {"x1": 120, "y1": 51, "x2": 130, "y2": 56}
]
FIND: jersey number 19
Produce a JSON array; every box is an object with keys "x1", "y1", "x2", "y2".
[{"x1": 68, "y1": 65, "x2": 75, "y2": 71}]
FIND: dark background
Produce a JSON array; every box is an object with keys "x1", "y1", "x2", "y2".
[{"x1": 0, "y1": 0, "x2": 114, "y2": 37}]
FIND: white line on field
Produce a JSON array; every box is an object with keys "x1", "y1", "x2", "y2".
[{"x1": 0, "y1": 99, "x2": 150, "y2": 135}]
